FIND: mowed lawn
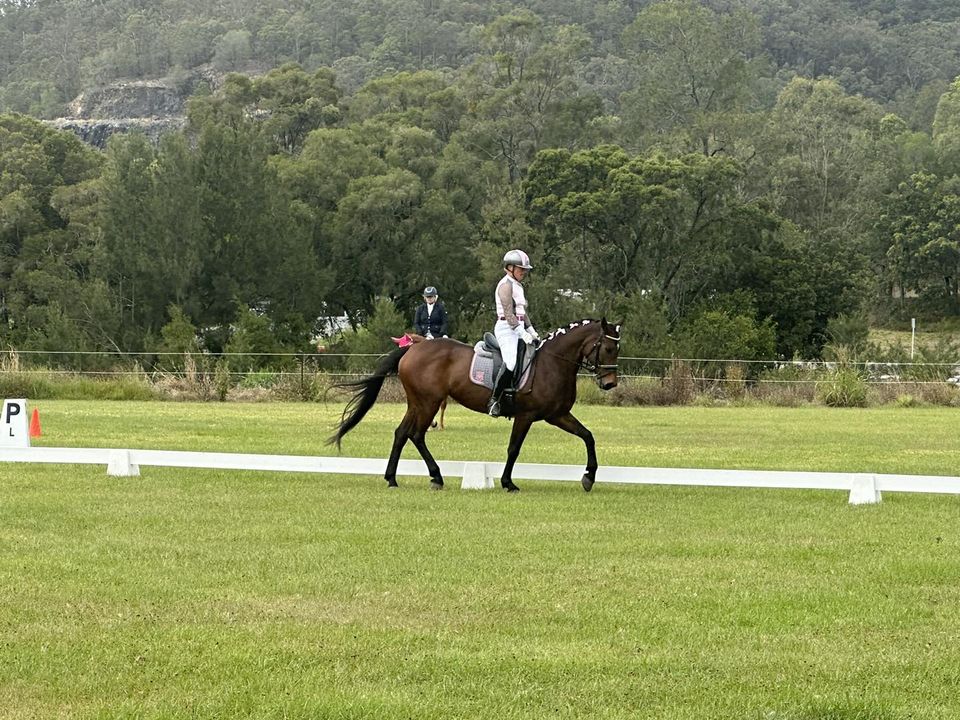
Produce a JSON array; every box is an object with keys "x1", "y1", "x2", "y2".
[{"x1": 2, "y1": 401, "x2": 960, "y2": 719}]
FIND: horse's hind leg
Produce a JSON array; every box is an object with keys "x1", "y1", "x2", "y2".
[
  {"x1": 409, "y1": 399, "x2": 445, "y2": 489},
  {"x1": 429, "y1": 397, "x2": 447, "y2": 431},
  {"x1": 384, "y1": 411, "x2": 417, "y2": 488},
  {"x1": 410, "y1": 430, "x2": 444, "y2": 490}
]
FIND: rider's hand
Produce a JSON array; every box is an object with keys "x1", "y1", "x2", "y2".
[
  {"x1": 520, "y1": 330, "x2": 534, "y2": 345},
  {"x1": 426, "y1": 333, "x2": 434, "y2": 340},
  {"x1": 528, "y1": 327, "x2": 539, "y2": 340}
]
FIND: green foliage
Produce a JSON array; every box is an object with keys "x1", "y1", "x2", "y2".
[
  {"x1": 674, "y1": 292, "x2": 777, "y2": 377},
  {"x1": 4, "y1": 2, "x2": 960, "y2": 365},
  {"x1": 224, "y1": 306, "x2": 284, "y2": 371},
  {"x1": 333, "y1": 297, "x2": 406, "y2": 371},
  {"x1": 826, "y1": 313, "x2": 871, "y2": 353},
  {"x1": 158, "y1": 305, "x2": 199, "y2": 371},
  {"x1": 816, "y1": 368, "x2": 869, "y2": 408}
]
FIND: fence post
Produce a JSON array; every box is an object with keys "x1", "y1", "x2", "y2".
[
  {"x1": 848, "y1": 474, "x2": 881, "y2": 505},
  {"x1": 300, "y1": 354, "x2": 305, "y2": 396}
]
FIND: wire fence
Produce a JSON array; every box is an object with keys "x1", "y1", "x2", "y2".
[{"x1": 2, "y1": 349, "x2": 959, "y2": 388}]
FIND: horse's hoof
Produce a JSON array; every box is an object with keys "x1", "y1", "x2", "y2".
[
  {"x1": 386, "y1": 480, "x2": 399, "y2": 489},
  {"x1": 581, "y1": 474, "x2": 595, "y2": 492},
  {"x1": 502, "y1": 483, "x2": 520, "y2": 493},
  {"x1": 430, "y1": 480, "x2": 444, "y2": 491}
]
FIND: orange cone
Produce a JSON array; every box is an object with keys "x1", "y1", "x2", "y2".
[{"x1": 29, "y1": 408, "x2": 41, "y2": 438}]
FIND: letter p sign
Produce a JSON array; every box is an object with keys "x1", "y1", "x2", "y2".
[{"x1": 1, "y1": 399, "x2": 30, "y2": 448}]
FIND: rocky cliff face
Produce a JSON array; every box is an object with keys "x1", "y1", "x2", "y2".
[
  {"x1": 46, "y1": 79, "x2": 188, "y2": 149},
  {"x1": 47, "y1": 115, "x2": 188, "y2": 148},
  {"x1": 44, "y1": 68, "x2": 230, "y2": 149}
]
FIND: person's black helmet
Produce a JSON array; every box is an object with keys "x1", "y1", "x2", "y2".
[{"x1": 423, "y1": 286, "x2": 438, "y2": 297}]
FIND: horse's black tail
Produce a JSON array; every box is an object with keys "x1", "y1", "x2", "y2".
[{"x1": 327, "y1": 346, "x2": 410, "y2": 450}]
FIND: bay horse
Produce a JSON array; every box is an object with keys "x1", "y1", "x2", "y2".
[{"x1": 329, "y1": 318, "x2": 622, "y2": 492}]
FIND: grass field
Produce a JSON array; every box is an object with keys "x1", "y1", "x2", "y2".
[{"x1": 3, "y1": 401, "x2": 960, "y2": 719}]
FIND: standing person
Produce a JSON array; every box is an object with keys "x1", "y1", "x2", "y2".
[
  {"x1": 488, "y1": 249, "x2": 539, "y2": 416},
  {"x1": 413, "y1": 286, "x2": 449, "y2": 339}
]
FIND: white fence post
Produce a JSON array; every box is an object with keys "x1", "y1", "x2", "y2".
[
  {"x1": 461, "y1": 462, "x2": 493, "y2": 490},
  {"x1": 107, "y1": 450, "x2": 140, "y2": 477},
  {"x1": 848, "y1": 474, "x2": 881, "y2": 505}
]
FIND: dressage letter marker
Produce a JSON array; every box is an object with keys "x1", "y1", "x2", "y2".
[{"x1": 1, "y1": 399, "x2": 30, "y2": 449}]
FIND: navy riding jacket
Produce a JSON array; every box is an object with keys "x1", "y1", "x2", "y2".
[{"x1": 414, "y1": 301, "x2": 449, "y2": 337}]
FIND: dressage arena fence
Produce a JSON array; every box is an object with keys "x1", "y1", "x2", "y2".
[
  {"x1": 3, "y1": 399, "x2": 959, "y2": 504},
  {"x1": 5, "y1": 444, "x2": 960, "y2": 505}
]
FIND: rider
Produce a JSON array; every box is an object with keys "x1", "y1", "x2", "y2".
[
  {"x1": 414, "y1": 286, "x2": 448, "y2": 339},
  {"x1": 488, "y1": 249, "x2": 539, "y2": 417}
]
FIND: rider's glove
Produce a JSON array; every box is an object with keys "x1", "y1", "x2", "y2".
[
  {"x1": 425, "y1": 333, "x2": 434, "y2": 339},
  {"x1": 528, "y1": 327, "x2": 539, "y2": 340},
  {"x1": 520, "y1": 330, "x2": 534, "y2": 345}
]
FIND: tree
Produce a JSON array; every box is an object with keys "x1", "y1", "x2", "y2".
[
  {"x1": 880, "y1": 172, "x2": 960, "y2": 315},
  {"x1": 524, "y1": 145, "x2": 762, "y2": 317},
  {"x1": 620, "y1": 0, "x2": 765, "y2": 157},
  {"x1": 457, "y1": 11, "x2": 597, "y2": 182}
]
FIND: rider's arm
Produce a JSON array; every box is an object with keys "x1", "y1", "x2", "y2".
[
  {"x1": 437, "y1": 302, "x2": 449, "y2": 336},
  {"x1": 413, "y1": 306, "x2": 425, "y2": 335},
  {"x1": 497, "y1": 282, "x2": 521, "y2": 328}
]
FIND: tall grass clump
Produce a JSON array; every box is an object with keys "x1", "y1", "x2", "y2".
[
  {"x1": 663, "y1": 358, "x2": 695, "y2": 405},
  {"x1": 816, "y1": 347, "x2": 868, "y2": 407},
  {"x1": 723, "y1": 362, "x2": 747, "y2": 402}
]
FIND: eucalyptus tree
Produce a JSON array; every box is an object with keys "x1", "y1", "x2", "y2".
[
  {"x1": 619, "y1": 0, "x2": 767, "y2": 158},
  {"x1": 456, "y1": 10, "x2": 598, "y2": 183},
  {"x1": 765, "y1": 77, "x2": 887, "y2": 247},
  {"x1": 879, "y1": 172, "x2": 960, "y2": 315},
  {"x1": 524, "y1": 144, "x2": 765, "y2": 318},
  {"x1": 0, "y1": 114, "x2": 105, "y2": 351}
]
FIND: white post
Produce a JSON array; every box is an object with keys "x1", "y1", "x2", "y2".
[
  {"x1": 0, "y1": 399, "x2": 30, "y2": 449},
  {"x1": 461, "y1": 462, "x2": 493, "y2": 490},
  {"x1": 849, "y1": 474, "x2": 881, "y2": 505},
  {"x1": 911, "y1": 317, "x2": 916, "y2": 360},
  {"x1": 107, "y1": 450, "x2": 140, "y2": 477}
]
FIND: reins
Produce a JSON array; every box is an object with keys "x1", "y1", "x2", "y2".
[{"x1": 535, "y1": 326, "x2": 621, "y2": 386}]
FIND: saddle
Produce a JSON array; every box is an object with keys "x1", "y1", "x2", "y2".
[{"x1": 469, "y1": 333, "x2": 536, "y2": 393}]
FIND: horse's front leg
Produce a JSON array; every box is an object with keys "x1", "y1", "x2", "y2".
[
  {"x1": 546, "y1": 412, "x2": 597, "y2": 492},
  {"x1": 501, "y1": 413, "x2": 534, "y2": 492}
]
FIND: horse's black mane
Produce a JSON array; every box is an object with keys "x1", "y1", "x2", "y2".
[{"x1": 543, "y1": 319, "x2": 619, "y2": 344}]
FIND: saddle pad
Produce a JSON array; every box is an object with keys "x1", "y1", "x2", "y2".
[
  {"x1": 469, "y1": 342, "x2": 532, "y2": 390},
  {"x1": 469, "y1": 351, "x2": 497, "y2": 389}
]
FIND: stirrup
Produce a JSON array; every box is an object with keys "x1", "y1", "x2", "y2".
[{"x1": 488, "y1": 400, "x2": 501, "y2": 417}]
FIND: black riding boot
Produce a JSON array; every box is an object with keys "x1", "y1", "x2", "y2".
[{"x1": 487, "y1": 365, "x2": 515, "y2": 417}]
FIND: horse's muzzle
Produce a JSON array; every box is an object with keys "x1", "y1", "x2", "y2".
[{"x1": 599, "y1": 375, "x2": 618, "y2": 391}]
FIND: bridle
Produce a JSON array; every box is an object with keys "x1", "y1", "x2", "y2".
[
  {"x1": 536, "y1": 326, "x2": 621, "y2": 387},
  {"x1": 580, "y1": 331, "x2": 621, "y2": 386}
]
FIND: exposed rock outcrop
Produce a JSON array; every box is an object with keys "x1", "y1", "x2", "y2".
[
  {"x1": 46, "y1": 75, "x2": 200, "y2": 149},
  {"x1": 47, "y1": 116, "x2": 188, "y2": 148}
]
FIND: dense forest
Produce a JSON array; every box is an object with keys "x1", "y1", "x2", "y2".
[{"x1": 2, "y1": 0, "x2": 960, "y2": 368}]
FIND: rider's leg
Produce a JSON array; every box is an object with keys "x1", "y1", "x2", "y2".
[{"x1": 489, "y1": 322, "x2": 519, "y2": 416}]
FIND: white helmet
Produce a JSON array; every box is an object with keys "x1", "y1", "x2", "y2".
[{"x1": 503, "y1": 249, "x2": 533, "y2": 270}]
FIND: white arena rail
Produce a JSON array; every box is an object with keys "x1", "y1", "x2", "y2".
[{"x1": 3, "y1": 445, "x2": 960, "y2": 505}]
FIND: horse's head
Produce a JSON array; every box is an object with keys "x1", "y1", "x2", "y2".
[{"x1": 587, "y1": 318, "x2": 622, "y2": 390}]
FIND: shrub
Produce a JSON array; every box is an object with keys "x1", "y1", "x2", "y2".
[
  {"x1": 724, "y1": 362, "x2": 747, "y2": 401},
  {"x1": 663, "y1": 358, "x2": 695, "y2": 405},
  {"x1": 816, "y1": 368, "x2": 868, "y2": 407}
]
